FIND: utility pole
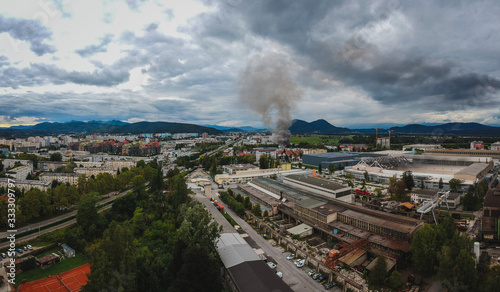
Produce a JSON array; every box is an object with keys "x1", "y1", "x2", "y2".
[{"x1": 388, "y1": 130, "x2": 392, "y2": 150}]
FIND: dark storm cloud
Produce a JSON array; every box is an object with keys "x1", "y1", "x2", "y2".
[
  {"x1": 228, "y1": 0, "x2": 500, "y2": 110},
  {"x1": 0, "y1": 15, "x2": 56, "y2": 56},
  {"x1": 126, "y1": 0, "x2": 147, "y2": 11},
  {"x1": 0, "y1": 63, "x2": 130, "y2": 88},
  {"x1": 0, "y1": 56, "x2": 9, "y2": 68},
  {"x1": 75, "y1": 34, "x2": 113, "y2": 57}
]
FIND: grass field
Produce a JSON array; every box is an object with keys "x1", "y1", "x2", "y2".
[
  {"x1": 15, "y1": 247, "x2": 89, "y2": 288},
  {"x1": 290, "y1": 135, "x2": 342, "y2": 144}
]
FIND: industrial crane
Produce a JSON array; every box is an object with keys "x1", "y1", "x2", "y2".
[{"x1": 324, "y1": 238, "x2": 369, "y2": 270}]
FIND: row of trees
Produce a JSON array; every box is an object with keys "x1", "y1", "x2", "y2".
[
  {"x1": 219, "y1": 188, "x2": 260, "y2": 217},
  {"x1": 37, "y1": 158, "x2": 224, "y2": 291},
  {"x1": 0, "y1": 160, "x2": 163, "y2": 228},
  {"x1": 462, "y1": 180, "x2": 489, "y2": 211},
  {"x1": 410, "y1": 217, "x2": 478, "y2": 289}
]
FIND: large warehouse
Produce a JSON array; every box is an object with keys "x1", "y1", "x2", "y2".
[
  {"x1": 241, "y1": 177, "x2": 424, "y2": 257},
  {"x1": 302, "y1": 152, "x2": 387, "y2": 169},
  {"x1": 283, "y1": 174, "x2": 352, "y2": 203},
  {"x1": 345, "y1": 155, "x2": 493, "y2": 191}
]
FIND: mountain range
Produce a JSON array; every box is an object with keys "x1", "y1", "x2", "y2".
[
  {"x1": 289, "y1": 119, "x2": 500, "y2": 136},
  {"x1": 0, "y1": 120, "x2": 223, "y2": 136},
  {"x1": 2, "y1": 119, "x2": 500, "y2": 137}
]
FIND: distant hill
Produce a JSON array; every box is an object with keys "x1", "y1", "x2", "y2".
[
  {"x1": 202, "y1": 124, "x2": 266, "y2": 132},
  {"x1": 388, "y1": 122, "x2": 500, "y2": 136},
  {"x1": 289, "y1": 119, "x2": 350, "y2": 134},
  {"x1": 0, "y1": 120, "x2": 222, "y2": 136},
  {"x1": 108, "y1": 122, "x2": 222, "y2": 135}
]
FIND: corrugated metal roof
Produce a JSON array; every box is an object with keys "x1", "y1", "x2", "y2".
[
  {"x1": 217, "y1": 233, "x2": 261, "y2": 269},
  {"x1": 286, "y1": 223, "x2": 313, "y2": 235}
]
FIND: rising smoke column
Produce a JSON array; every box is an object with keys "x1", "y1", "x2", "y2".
[{"x1": 238, "y1": 53, "x2": 303, "y2": 146}]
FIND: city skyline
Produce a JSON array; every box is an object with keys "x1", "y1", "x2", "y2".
[{"x1": 1, "y1": 0, "x2": 500, "y2": 129}]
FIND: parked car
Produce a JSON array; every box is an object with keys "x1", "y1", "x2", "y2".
[
  {"x1": 23, "y1": 246, "x2": 28, "y2": 251},
  {"x1": 15, "y1": 248, "x2": 23, "y2": 254},
  {"x1": 308, "y1": 269, "x2": 316, "y2": 276},
  {"x1": 1, "y1": 253, "x2": 6, "y2": 258},
  {"x1": 295, "y1": 259, "x2": 305, "y2": 268},
  {"x1": 316, "y1": 275, "x2": 325, "y2": 282},
  {"x1": 286, "y1": 253, "x2": 295, "y2": 260},
  {"x1": 276, "y1": 272, "x2": 283, "y2": 278},
  {"x1": 27, "y1": 245, "x2": 33, "y2": 250},
  {"x1": 267, "y1": 262, "x2": 277, "y2": 270},
  {"x1": 313, "y1": 273, "x2": 322, "y2": 280},
  {"x1": 324, "y1": 282, "x2": 336, "y2": 290}
]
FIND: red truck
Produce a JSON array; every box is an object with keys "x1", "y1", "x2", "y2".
[{"x1": 216, "y1": 203, "x2": 224, "y2": 212}]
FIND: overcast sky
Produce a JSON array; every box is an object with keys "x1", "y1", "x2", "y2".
[{"x1": 1, "y1": 0, "x2": 500, "y2": 129}]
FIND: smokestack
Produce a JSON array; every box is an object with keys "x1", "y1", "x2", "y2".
[{"x1": 238, "y1": 53, "x2": 303, "y2": 147}]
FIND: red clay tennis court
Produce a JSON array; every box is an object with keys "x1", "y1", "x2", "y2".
[{"x1": 18, "y1": 263, "x2": 90, "y2": 292}]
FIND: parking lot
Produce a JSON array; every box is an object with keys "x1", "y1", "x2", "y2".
[{"x1": 281, "y1": 250, "x2": 342, "y2": 292}]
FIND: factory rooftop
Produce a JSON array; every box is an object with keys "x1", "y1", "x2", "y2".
[
  {"x1": 455, "y1": 163, "x2": 491, "y2": 176},
  {"x1": 285, "y1": 174, "x2": 349, "y2": 191},
  {"x1": 217, "y1": 233, "x2": 293, "y2": 292}
]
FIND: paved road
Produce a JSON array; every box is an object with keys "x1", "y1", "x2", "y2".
[
  {"x1": 1, "y1": 190, "x2": 128, "y2": 239},
  {"x1": 223, "y1": 205, "x2": 326, "y2": 292},
  {"x1": 193, "y1": 188, "x2": 326, "y2": 292}
]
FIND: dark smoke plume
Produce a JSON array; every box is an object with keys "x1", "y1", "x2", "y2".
[{"x1": 238, "y1": 53, "x2": 303, "y2": 146}]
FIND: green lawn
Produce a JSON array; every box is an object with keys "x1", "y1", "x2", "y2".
[
  {"x1": 222, "y1": 212, "x2": 238, "y2": 226},
  {"x1": 14, "y1": 247, "x2": 89, "y2": 288},
  {"x1": 290, "y1": 135, "x2": 340, "y2": 144}
]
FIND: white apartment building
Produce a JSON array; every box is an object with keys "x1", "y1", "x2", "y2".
[{"x1": 39, "y1": 173, "x2": 80, "y2": 185}]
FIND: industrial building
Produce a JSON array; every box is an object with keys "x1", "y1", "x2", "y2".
[
  {"x1": 424, "y1": 148, "x2": 500, "y2": 160},
  {"x1": 283, "y1": 174, "x2": 352, "y2": 203},
  {"x1": 214, "y1": 164, "x2": 300, "y2": 185},
  {"x1": 239, "y1": 177, "x2": 424, "y2": 258},
  {"x1": 302, "y1": 152, "x2": 387, "y2": 169},
  {"x1": 482, "y1": 187, "x2": 500, "y2": 241},
  {"x1": 345, "y1": 155, "x2": 493, "y2": 192},
  {"x1": 217, "y1": 233, "x2": 293, "y2": 292}
]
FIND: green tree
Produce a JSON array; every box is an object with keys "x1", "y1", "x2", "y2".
[
  {"x1": 136, "y1": 160, "x2": 146, "y2": 168},
  {"x1": 76, "y1": 193, "x2": 106, "y2": 239},
  {"x1": 50, "y1": 152, "x2": 62, "y2": 161},
  {"x1": 364, "y1": 171, "x2": 369, "y2": 182},
  {"x1": 84, "y1": 221, "x2": 137, "y2": 292},
  {"x1": 395, "y1": 180, "x2": 407, "y2": 199},
  {"x1": 318, "y1": 163, "x2": 322, "y2": 174},
  {"x1": 131, "y1": 175, "x2": 147, "y2": 200},
  {"x1": 167, "y1": 174, "x2": 189, "y2": 210},
  {"x1": 328, "y1": 163, "x2": 335, "y2": 174},
  {"x1": 439, "y1": 177, "x2": 444, "y2": 189},
  {"x1": 388, "y1": 176, "x2": 397, "y2": 195},
  {"x1": 410, "y1": 224, "x2": 439, "y2": 275},
  {"x1": 374, "y1": 188, "x2": 382, "y2": 197},
  {"x1": 252, "y1": 203, "x2": 261, "y2": 217},
  {"x1": 402, "y1": 171, "x2": 415, "y2": 191},
  {"x1": 0, "y1": 160, "x2": 3, "y2": 172},
  {"x1": 368, "y1": 257, "x2": 388, "y2": 287},
  {"x1": 388, "y1": 270, "x2": 403, "y2": 290},
  {"x1": 449, "y1": 178, "x2": 463, "y2": 192},
  {"x1": 244, "y1": 196, "x2": 251, "y2": 209}
]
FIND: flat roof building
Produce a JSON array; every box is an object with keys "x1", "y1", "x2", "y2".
[{"x1": 283, "y1": 174, "x2": 352, "y2": 203}]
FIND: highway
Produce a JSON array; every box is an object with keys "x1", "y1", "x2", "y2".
[{"x1": 0, "y1": 190, "x2": 128, "y2": 248}]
